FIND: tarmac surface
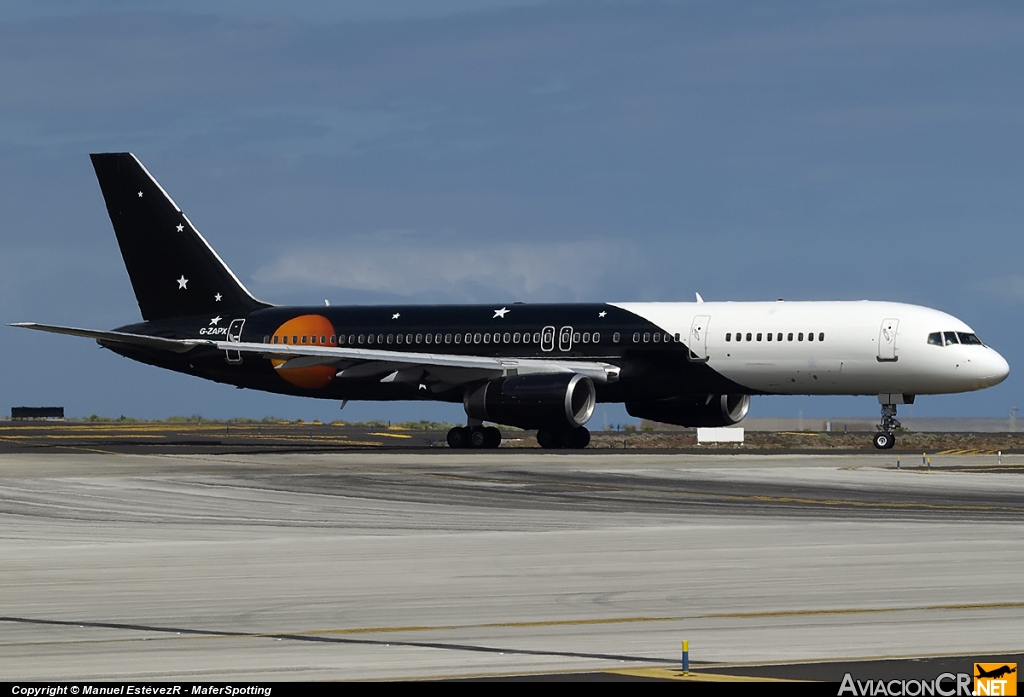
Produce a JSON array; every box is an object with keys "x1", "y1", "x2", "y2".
[{"x1": 0, "y1": 430, "x2": 1022, "y2": 681}]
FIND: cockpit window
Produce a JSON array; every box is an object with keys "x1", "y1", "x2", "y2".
[{"x1": 929, "y1": 331, "x2": 984, "y2": 347}]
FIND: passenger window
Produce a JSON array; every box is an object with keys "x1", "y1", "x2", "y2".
[
  {"x1": 415, "y1": 333, "x2": 423, "y2": 343},
  {"x1": 573, "y1": 332, "x2": 581, "y2": 342},
  {"x1": 533, "y1": 332, "x2": 541, "y2": 343},
  {"x1": 746, "y1": 333, "x2": 752, "y2": 341},
  {"x1": 513, "y1": 332, "x2": 521, "y2": 343},
  {"x1": 776, "y1": 333, "x2": 782, "y2": 341},
  {"x1": 818, "y1": 333, "x2": 824, "y2": 342},
  {"x1": 358, "y1": 335, "x2": 365, "y2": 344},
  {"x1": 367, "y1": 334, "x2": 374, "y2": 344},
  {"x1": 504, "y1": 332, "x2": 511, "y2": 343},
  {"x1": 613, "y1": 332, "x2": 620, "y2": 343},
  {"x1": 944, "y1": 331, "x2": 958, "y2": 346},
  {"x1": 454, "y1": 334, "x2": 461, "y2": 344},
  {"x1": 474, "y1": 333, "x2": 481, "y2": 344},
  {"x1": 377, "y1": 334, "x2": 383, "y2": 344},
  {"x1": 593, "y1": 332, "x2": 600, "y2": 343},
  {"x1": 757, "y1": 333, "x2": 762, "y2": 341},
  {"x1": 465, "y1": 333, "x2": 472, "y2": 343},
  {"x1": 798, "y1": 333, "x2": 803, "y2": 341},
  {"x1": 396, "y1": 334, "x2": 404, "y2": 344},
  {"x1": 436, "y1": 334, "x2": 442, "y2": 344},
  {"x1": 653, "y1": 333, "x2": 660, "y2": 343},
  {"x1": 787, "y1": 333, "x2": 793, "y2": 341},
  {"x1": 330, "y1": 335, "x2": 337, "y2": 345},
  {"x1": 483, "y1": 333, "x2": 490, "y2": 344},
  {"x1": 445, "y1": 334, "x2": 452, "y2": 343},
  {"x1": 320, "y1": 335, "x2": 326, "y2": 344},
  {"x1": 425, "y1": 334, "x2": 432, "y2": 344},
  {"x1": 735, "y1": 333, "x2": 741, "y2": 342},
  {"x1": 633, "y1": 332, "x2": 640, "y2": 343},
  {"x1": 299, "y1": 335, "x2": 305, "y2": 344},
  {"x1": 336, "y1": 335, "x2": 343, "y2": 345},
  {"x1": 808, "y1": 332, "x2": 813, "y2": 342},
  {"x1": 643, "y1": 333, "x2": 650, "y2": 342},
  {"x1": 767, "y1": 333, "x2": 772, "y2": 342},
  {"x1": 675, "y1": 333, "x2": 680, "y2": 342},
  {"x1": 273, "y1": 336, "x2": 279, "y2": 344},
  {"x1": 348, "y1": 335, "x2": 355, "y2": 345},
  {"x1": 726, "y1": 333, "x2": 731, "y2": 342},
  {"x1": 386, "y1": 334, "x2": 393, "y2": 344}
]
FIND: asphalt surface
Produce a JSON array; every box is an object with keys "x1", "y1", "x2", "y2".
[{"x1": 0, "y1": 439, "x2": 1021, "y2": 681}]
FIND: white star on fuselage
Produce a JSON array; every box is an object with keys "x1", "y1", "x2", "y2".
[
  {"x1": 598, "y1": 311, "x2": 607, "y2": 318},
  {"x1": 209, "y1": 316, "x2": 222, "y2": 326},
  {"x1": 176, "y1": 224, "x2": 184, "y2": 232},
  {"x1": 392, "y1": 312, "x2": 401, "y2": 320},
  {"x1": 214, "y1": 293, "x2": 222, "y2": 302},
  {"x1": 177, "y1": 275, "x2": 188, "y2": 289},
  {"x1": 137, "y1": 191, "x2": 143, "y2": 198},
  {"x1": 493, "y1": 307, "x2": 509, "y2": 319}
]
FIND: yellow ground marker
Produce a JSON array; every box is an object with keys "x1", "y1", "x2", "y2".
[{"x1": 607, "y1": 667, "x2": 800, "y2": 682}]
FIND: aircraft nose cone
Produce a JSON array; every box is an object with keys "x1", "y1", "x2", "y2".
[{"x1": 977, "y1": 349, "x2": 1010, "y2": 387}]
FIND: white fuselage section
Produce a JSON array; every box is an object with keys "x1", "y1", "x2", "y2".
[{"x1": 613, "y1": 300, "x2": 1009, "y2": 397}]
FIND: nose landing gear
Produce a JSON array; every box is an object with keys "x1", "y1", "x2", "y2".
[{"x1": 873, "y1": 402, "x2": 901, "y2": 450}]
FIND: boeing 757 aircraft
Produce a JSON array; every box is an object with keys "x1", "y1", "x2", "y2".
[{"x1": 11, "y1": 153, "x2": 1010, "y2": 449}]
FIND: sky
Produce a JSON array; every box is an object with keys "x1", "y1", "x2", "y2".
[{"x1": 2, "y1": 0, "x2": 1023, "y2": 424}]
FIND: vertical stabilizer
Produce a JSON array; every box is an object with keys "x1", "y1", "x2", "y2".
[{"x1": 90, "y1": 153, "x2": 269, "y2": 321}]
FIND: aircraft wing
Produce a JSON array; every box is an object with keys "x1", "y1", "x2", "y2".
[
  {"x1": 216, "y1": 339, "x2": 621, "y2": 385},
  {"x1": 10, "y1": 323, "x2": 620, "y2": 385}
]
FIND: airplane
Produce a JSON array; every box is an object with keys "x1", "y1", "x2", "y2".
[
  {"x1": 976, "y1": 665, "x2": 1017, "y2": 680},
  {"x1": 11, "y1": 153, "x2": 1010, "y2": 450}
]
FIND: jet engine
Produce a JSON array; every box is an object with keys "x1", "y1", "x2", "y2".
[
  {"x1": 625, "y1": 393, "x2": 750, "y2": 427},
  {"x1": 464, "y1": 373, "x2": 596, "y2": 430}
]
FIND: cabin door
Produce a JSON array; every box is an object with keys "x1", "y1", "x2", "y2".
[
  {"x1": 688, "y1": 315, "x2": 710, "y2": 362},
  {"x1": 225, "y1": 319, "x2": 244, "y2": 364},
  {"x1": 877, "y1": 318, "x2": 899, "y2": 362}
]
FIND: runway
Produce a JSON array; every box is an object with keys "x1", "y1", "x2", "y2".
[{"x1": 0, "y1": 450, "x2": 1022, "y2": 681}]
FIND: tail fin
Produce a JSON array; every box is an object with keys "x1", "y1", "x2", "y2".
[{"x1": 90, "y1": 153, "x2": 269, "y2": 322}]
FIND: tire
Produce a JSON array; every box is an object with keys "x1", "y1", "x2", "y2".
[
  {"x1": 873, "y1": 432, "x2": 894, "y2": 450},
  {"x1": 483, "y1": 426, "x2": 501, "y2": 449},
  {"x1": 447, "y1": 426, "x2": 469, "y2": 449},
  {"x1": 570, "y1": 427, "x2": 591, "y2": 449},
  {"x1": 470, "y1": 427, "x2": 488, "y2": 448},
  {"x1": 536, "y1": 429, "x2": 558, "y2": 449}
]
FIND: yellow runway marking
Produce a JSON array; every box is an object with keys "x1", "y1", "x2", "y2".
[
  {"x1": 368, "y1": 432, "x2": 413, "y2": 439},
  {"x1": 607, "y1": 667, "x2": 799, "y2": 682},
  {"x1": 292, "y1": 600, "x2": 1024, "y2": 638}
]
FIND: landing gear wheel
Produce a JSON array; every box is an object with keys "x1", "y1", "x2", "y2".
[
  {"x1": 536, "y1": 429, "x2": 559, "y2": 449},
  {"x1": 570, "y1": 427, "x2": 591, "y2": 449},
  {"x1": 483, "y1": 426, "x2": 502, "y2": 449},
  {"x1": 873, "y1": 432, "x2": 895, "y2": 450},
  {"x1": 469, "y1": 427, "x2": 488, "y2": 448},
  {"x1": 447, "y1": 426, "x2": 471, "y2": 449}
]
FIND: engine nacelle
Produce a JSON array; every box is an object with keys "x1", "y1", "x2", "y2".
[
  {"x1": 464, "y1": 373, "x2": 596, "y2": 430},
  {"x1": 625, "y1": 394, "x2": 750, "y2": 427}
]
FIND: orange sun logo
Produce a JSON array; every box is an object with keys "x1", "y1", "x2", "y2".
[{"x1": 270, "y1": 314, "x2": 337, "y2": 389}]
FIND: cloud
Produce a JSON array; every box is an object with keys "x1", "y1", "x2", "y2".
[
  {"x1": 979, "y1": 275, "x2": 1024, "y2": 305},
  {"x1": 253, "y1": 234, "x2": 642, "y2": 302}
]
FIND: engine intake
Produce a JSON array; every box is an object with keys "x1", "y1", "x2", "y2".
[
  {"x1": 625, "y1": 394, "x2": 750, "y2": 427},
  {"x1": 465, "y1": 373, "x2": 596, "y2": 430}
]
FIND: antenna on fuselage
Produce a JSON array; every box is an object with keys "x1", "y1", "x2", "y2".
[{"x1": 695, "y1": 292, "x2": 704, "y2": 303}]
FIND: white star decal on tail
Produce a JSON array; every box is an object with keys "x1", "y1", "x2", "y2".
[
  {"x1": 177, "y1": 275, "x2": 188, "y2": 289},
  {"x1": 137, "y1": 191, "x2": 143, "y2": 198},
  {"x1": 598, "y1": 311, "x2": 607, "y2": 318},
  {"x1": 176, "y1": 224, "x2": 184, "y2": 232},
  {"x1": 214, "y1": 293, "x2": 222, "y2": 302},
  {"x1": 392, "y1": 313, "x2": 401, "y2": 320},
  {"x1": 209, "y1": 316, "x2": 222, "y2": 326},
  {"x1": 493, "y1": 307, "x2": 509, "y2": 318}
]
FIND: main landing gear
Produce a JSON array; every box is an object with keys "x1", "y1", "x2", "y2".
[
  {"x1": 536, "y1": 427, "x2": 590, "y2": 450},
  {"x1": 873, "y1": 403, "x2": 900, "y2": 450},
  {"x1": 447, "y1": 425, "x2": 501, "y2": 449}
]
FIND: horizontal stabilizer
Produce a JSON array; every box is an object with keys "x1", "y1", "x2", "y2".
[{"x1": 9, "y1": 323, "x2": 201, "y2": 354}]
